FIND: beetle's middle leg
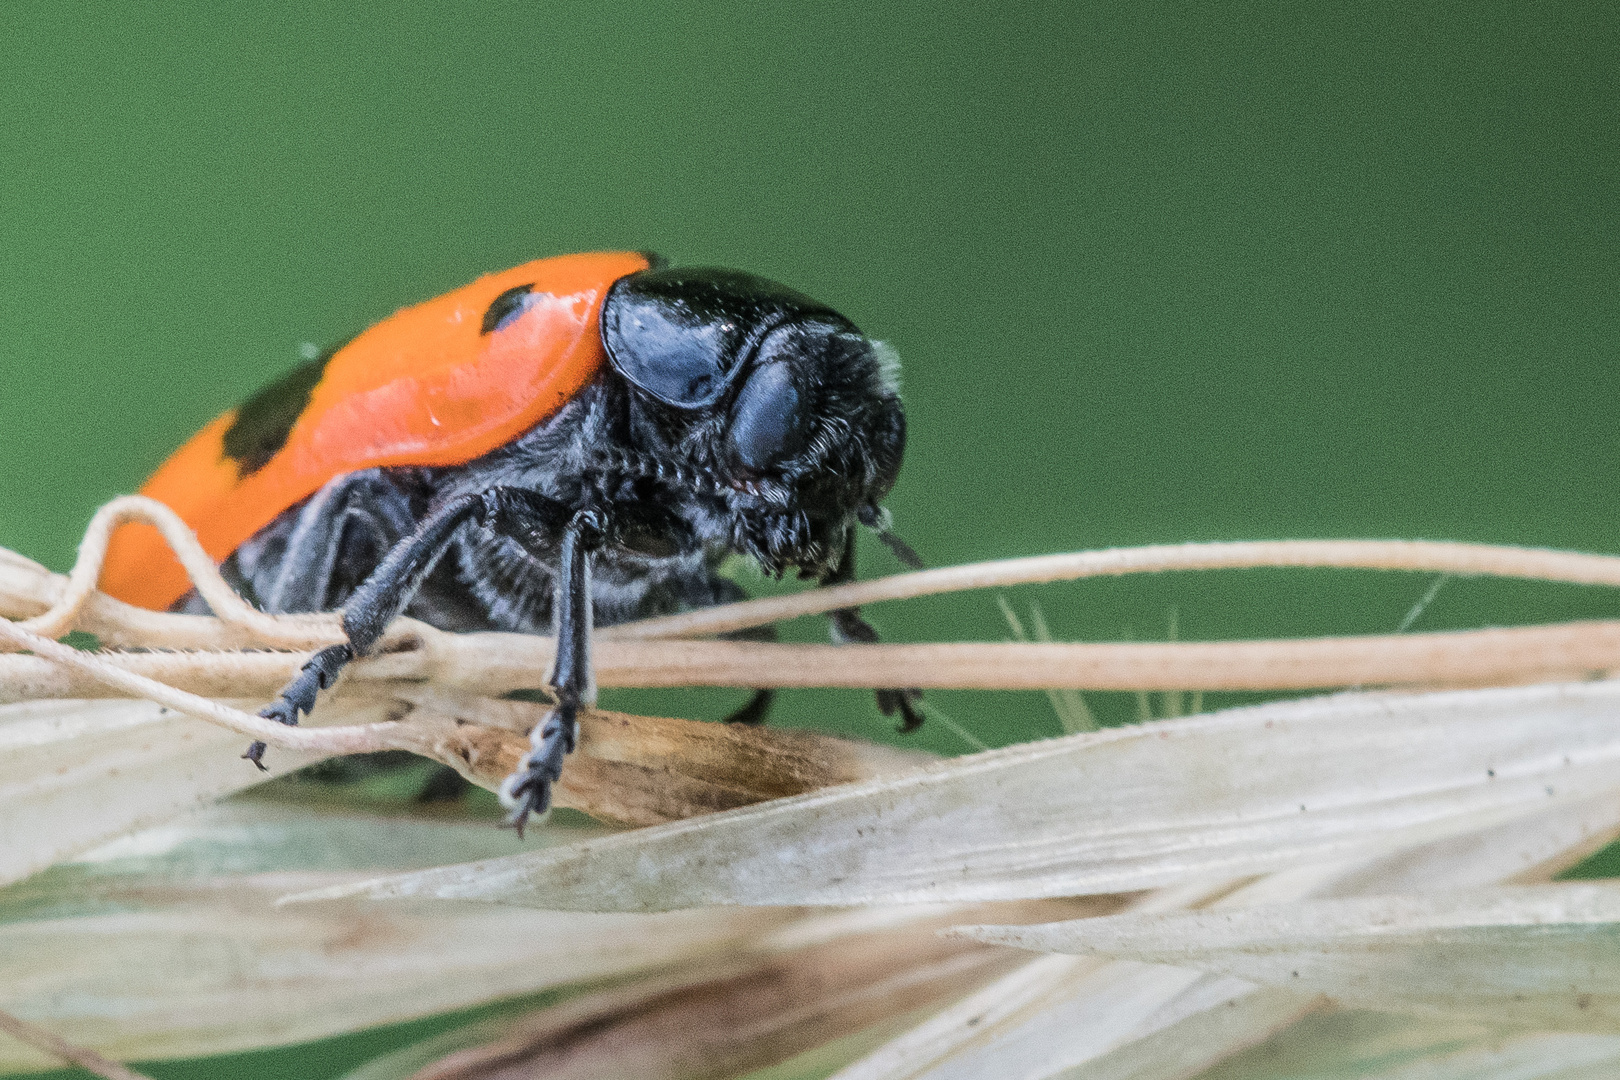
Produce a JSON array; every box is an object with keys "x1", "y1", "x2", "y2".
[
  {"x1": 500, "y1": 508, "x2": 607, "y2": 831},
  {"x1": 493, "y1": 493, "x2": 696, "y2": 827},
  {"x1": 258, "y1": 469, "x2": 421, "y2": 614},
  {"x1": 686, "y1": 573, "x2": 779, "y2": 726}
]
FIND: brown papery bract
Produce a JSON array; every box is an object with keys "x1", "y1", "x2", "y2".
[{"x1": 392, "y1": 692, "x2": 928, "y2": 826}]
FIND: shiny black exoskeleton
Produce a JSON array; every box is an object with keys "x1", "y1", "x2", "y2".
[{"x1": 236, "y1": 264, "x2": 920, "y2": 827}]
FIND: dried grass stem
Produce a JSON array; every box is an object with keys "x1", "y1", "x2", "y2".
[
  {"x1": 5, "y1": 621, "x2": 1617, "y2": 702},
  {"x1": 8, "y1": 498, "x2": 1620, "y2": 767},
  {"x1": 610, "y1": 538, "x2": 1620, "y2": 639},
  {"x1": 0, "y1": 616, "x2": 396, "y2": 755}
]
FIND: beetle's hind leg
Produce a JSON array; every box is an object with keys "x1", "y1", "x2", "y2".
[
  {"x1": 723, "y1": 687, "x2": 777, "y2": 726},
  {"x1": 875, "y1": 687, "x2": 926, "y2": 734},
  {"x1": 260, "y1": 469, "x2": 421, "y2": 615},
  {"x1": 830, "y1": 608, "x2": 926, "y2": 733}
]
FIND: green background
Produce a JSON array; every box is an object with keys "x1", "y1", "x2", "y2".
[{"x1": 2, "y1": 1, "x2": 1617, "y2": 1075}]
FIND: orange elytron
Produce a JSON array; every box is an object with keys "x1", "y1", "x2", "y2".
[{"x1": 101, "y1": 251, "x2": 652, "y2": 609}]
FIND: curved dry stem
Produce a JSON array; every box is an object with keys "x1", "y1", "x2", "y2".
[
  {"x1": 607, "y1": 539, "x2": 1620, "y2": 639},
  {"x1": 0, "y1": 617, "x2": 395, "y2": 755},
  {"x1": 10, "y1": 495, "x2": 340, "y2": 649}
]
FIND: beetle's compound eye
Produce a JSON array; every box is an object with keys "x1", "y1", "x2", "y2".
[
  {"x1": 600, "y1": 267, "x2": 854, "y2": 408},
  {"x1": 481, "y1": 283, "x2": 535, "y2": 334},
  {"x1": 727, "y1": 349, "x2": 807, "y2": 475}
]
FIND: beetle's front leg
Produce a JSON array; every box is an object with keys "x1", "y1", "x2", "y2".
[
  {"x1": 500, "y1": 508, "x2": 607, "y2": 832},
  {"x1": 825, "y1": 526, "x2": 926, "y2": 733}
]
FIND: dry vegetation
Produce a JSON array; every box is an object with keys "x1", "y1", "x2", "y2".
[{"x1": 6, "y1": 496, "x2": 1620, "y2": 1077}]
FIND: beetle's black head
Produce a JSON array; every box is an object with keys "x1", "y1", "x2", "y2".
[{"x1": 601, "y1": 267, "x2": 906, "y2": 577}]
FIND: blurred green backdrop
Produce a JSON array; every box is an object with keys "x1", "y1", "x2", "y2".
[{"x1": 2, "y1": 1, "x2": 1617, "y2": 1075}]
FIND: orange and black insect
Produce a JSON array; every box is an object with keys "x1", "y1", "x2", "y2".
[{"x1": 102, "y1": 251, "x2": 919, "y2": 826}]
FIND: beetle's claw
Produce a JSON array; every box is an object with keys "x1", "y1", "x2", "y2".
[
  {"x1": 249, "y1": 644, "x2": 354, "y2": 770},
  {"x1": 500, "y1": 775, "x2": 549, "y2": 839},
  {"x1": 878, "y1": 687, "x2": 927, "y2": 734},
  {"x1": 499, "y1": 706, "x2": 578, "y2": 838},
  {"x1": 257, "y1": 699, "x2": 301, "y2": 727},
  {"x1": 249, "y1": 685, "x2": 304, "y2": 769}
]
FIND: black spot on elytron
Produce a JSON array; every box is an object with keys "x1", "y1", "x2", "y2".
[
  {"x1": 481, "y1": 284, "x2": 535, "y2": 335},
  {"x1": 222, "y1": 340, "x2": 347, "y2": 476}
]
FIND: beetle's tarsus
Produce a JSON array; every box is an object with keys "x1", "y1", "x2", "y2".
[
  {"x1": 723, "y1": 688, "x2": 776, "y2": 726},
  {"x1": 265, "y1": 643, "x2": 353, "y2": 720},
  {"x1": 878, "y1": 687, "x2": 927, "y2": 733},
  {"x1": 500, "y1": 513, "x2": 600, "y2": 837},
  {"x1": 501, "y1": 704, "x2": 579, "y2": 836},
  {"x1": 249, "y1": 643, "x2": 353, "y2": 768},
  {"x1": 243, "y1": 741, "x2": 270, "y2": 771}
]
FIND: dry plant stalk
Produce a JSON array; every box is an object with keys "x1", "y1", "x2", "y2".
[
  {"x1": 6, "y1": 621, "x2": 1620, "y2": 703},
  {"x1": 0, "y1": 1010, "x2": 153, "y2": 1080},
  {"x1": 6, "y1": 495, "x2": 1620, "y2": 823}
]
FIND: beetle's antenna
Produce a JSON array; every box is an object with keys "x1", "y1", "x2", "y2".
[
  {"x1": 880, "y1": 530, "x2": 924, "y2": 569},
  {"x1": 860, "y1": 505, "x2": 923, "y2": 569}
]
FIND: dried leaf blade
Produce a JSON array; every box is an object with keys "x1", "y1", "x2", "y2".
[
  {"x1": 288, "y1": 681, "x2": 1620, "y2": 911},
  {"x1": 956, "y1": 883, "x2": 1620, "y2": 1033}
]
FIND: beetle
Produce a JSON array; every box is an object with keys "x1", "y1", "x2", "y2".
[{"x1": 100, "y1": 251, "x2": 921, "y2": 827}]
